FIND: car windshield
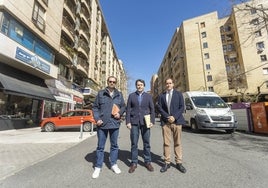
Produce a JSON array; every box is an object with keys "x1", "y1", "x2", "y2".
[{"x1": 191, "y1": 96, "x2": 228, "y2": 108}]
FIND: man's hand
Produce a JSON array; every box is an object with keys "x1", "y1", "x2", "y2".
[
  {"x1": 126, "y1": 123, "x2": 131, "y2": 129},
  {"x1": 96, "y1": 120, "x2": 103, "y2": 126},
  {"x1": 168, "y1": 116, "x2": 175, "y2": 123},
  {"x1": 114, "y1": 113, "x2": 121, "y2": 119}
]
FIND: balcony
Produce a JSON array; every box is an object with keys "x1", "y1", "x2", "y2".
[{"x1": 62, "y1": 17, "x2": 75, "y2": 42}]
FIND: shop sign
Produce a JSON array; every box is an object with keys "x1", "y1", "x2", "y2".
[{"x1": 15, "y1": 47, "x2": 50, "y2": 74}]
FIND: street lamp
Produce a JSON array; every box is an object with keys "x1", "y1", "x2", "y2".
[{"x1": 196, "y1": 22, "x2": 207, "y2": 91}]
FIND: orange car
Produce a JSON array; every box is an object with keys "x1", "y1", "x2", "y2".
[{"x1": 40, "y1": 109, "x2": 96, "y2": 132}]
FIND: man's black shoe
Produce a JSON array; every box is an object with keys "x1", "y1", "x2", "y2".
[
  {"x1": 160, "y1": 163, "x2": 170, "y2": 173},
  {"x1": 176, "y1": 163, "x2": 186, "y2": 173}
]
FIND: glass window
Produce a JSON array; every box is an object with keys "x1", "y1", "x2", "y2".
[
  {"x1": 32, "y1": 1, "x2": 46, "y2": 31},
  {"x1": 206, "y1": 64, "x2": 211, "y2": 70},
  {"x1": 256, "y1": 42, "x2": 265, "y2": 49},
  {"x1": 203, "y1": 42, "x2": 208, "y2": 48},
  {"x1": 204, "y1": 53, "x2": 210, "y2": 59},
  {"x1": 9, "y1": 20, "x2": 23, "y2": 43},
  {"x1": 251, "y1": 18, "x2": 259, "y2": 25},
  {"x1": 250, "y1": 8, "x2": 257, "y2": 14},
  {"x1": 201, "y1": 32, "x2": 207, "y2": 38},
  {"x1": 0, "y1": 13, "x2": 10, "y2": 35},
  {"x1": 262, "y1": 68, "x2": 268, "y2": 74},
  {"x1": 255, "y1": 30, "x2": 262, "y2": 37},
  {"x1": 208, "y1": 87, "x2": 214, "y2": 92},
  {"x1": 200, "y1": 22, "x2": 205, "y2": 28},
  {"x1": 207, "y1": 75, "x2": 212, "y2": 82},
  {"x1": 261, "y1": 55, "x2": 267, "y2": 61}
]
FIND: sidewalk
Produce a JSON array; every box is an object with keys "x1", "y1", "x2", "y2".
[{"x1": 0, "y1": 127, "x2": 96, "y2": 181}]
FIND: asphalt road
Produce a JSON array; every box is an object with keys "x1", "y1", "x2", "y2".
[{"x1": 1, "y1": 120, "x2": 268, "y2": 188}]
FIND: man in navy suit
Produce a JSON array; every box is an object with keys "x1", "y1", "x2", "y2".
[
  {"x1": 126, "y1": 79, "x2": 155, "y2": 173},
  {"x1": 157, "y1": 78, "x2": 186, "y2": 173}
]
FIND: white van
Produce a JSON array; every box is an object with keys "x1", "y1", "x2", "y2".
[{"x1": 183, "y1": 91, "x2": 237, "y2": 133}]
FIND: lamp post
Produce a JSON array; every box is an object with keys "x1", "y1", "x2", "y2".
[{"x1": 196, "y1": 22, "x2": 207, "y2": 91}]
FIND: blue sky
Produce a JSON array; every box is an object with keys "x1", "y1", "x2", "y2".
[{"x1": 99, "y1": 0, "x2": 236, "y2": 93}]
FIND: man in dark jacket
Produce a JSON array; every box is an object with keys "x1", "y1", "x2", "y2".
[
  {"x1": 126, "y1": 79, "x2": 155, "y2": 173},
  {"x1": 92, "y1": 76, "x2": 126, "y2": 179},
  {"x1": 157, "y1": 78, "x2": 186, "y2": 173}
]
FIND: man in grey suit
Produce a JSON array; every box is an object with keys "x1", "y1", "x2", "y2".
[
  {"x1": 126, "y1": 79, "x2": 155, "y2": 173},
  {"x1": 157, "y1": 78, "x2": 186, "y2": 173}
]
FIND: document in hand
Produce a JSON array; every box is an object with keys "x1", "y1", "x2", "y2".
[
  {"x1": 144, "y1": 114, "x2": 151, "y2": 128},
  {"x1": 112, "y1": 104, "x2": 120, "y2": 116}
]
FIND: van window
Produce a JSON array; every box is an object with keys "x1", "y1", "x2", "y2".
[{"x1": 191, "y1": 96, "x2": 228, "y2": 108}]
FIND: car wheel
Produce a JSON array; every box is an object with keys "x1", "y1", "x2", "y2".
[
  {"x1": 225, "y1": 129, "x2": 235, "y2": 134},
  {"x1": 191, "y1": 119, "x2": 199, "y2": 132},
  {"x1": 44, "y1": 122, "x2": 55, "y2": 132},
  {"x1": 83, "y1": 122, "x2": 92, "y2": 132}
]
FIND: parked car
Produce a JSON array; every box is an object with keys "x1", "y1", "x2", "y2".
[
  {"x1": 183, "y1": 91, "x2": 237, "y2": 133},
  {"x1": 40, "y1": 109, "x2": 96, "y2": 132}
]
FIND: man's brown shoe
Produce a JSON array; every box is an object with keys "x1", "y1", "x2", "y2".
[
  {"x1": 145, "y1": 163, "x2": 154, "y2": 172},
  {"x1": 128, "y1": 163, "x2": 137, "y2": 173}
]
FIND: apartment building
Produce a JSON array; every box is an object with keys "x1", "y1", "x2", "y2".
[
  {"x1": 0, "y1": 0, "x2": 127, "y2": 129},
  {"x1": 153, "y1": 0, "x2": 268, "y2": 103}
]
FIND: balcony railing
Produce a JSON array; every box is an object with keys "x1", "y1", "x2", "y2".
[{"x1": 62, "y1": 17, "x2": 75, "y2": 36}]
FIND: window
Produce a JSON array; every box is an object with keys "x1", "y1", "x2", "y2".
[
  {"x1": 227, "y1": 44, "x2": 234, "y2": 52},
  {"x1": 201, "y1": 32, "x2": 207, "y2": 38},
  {"x1": 1, "y1": 13, "x2": 9, "y2": 35},
  {"x1": 223, "y1": 45, "x2": 227, "y2": 53},
  {"x1": 200, "y1": 22, "x2": 205, "y2": 28},
  {"x1": 206, "y1": 64, "x2": 211, "y2": 70},
  {"x1": 226, "y1": 34, "x2": 233, "y2": 41},
  {"x1": 251, "y1": 18, "x2": 259, "y2": 25},
  {"x1": 261, "y1": 55, "x2": 267, "y2": 61},
  {"x1": 204, "y1": 53, "x2": 210, "y2": 59},
  {"x1": 250, "y1": 8, "x2": 257, "y2": 14},
  {"x1": 0, "y1": 12, "x2": 54, "y2": 63},
  {"x1": 257, "y1": 42, "x2": 265, "y2": 52},
  {"x1": 262, "y1": 68, "x2": 268, "y2": 74},
  {"x1": 208, "y1": 87, "x2": 214, "y2": 92},
  {"x1": 32, "y1": 1, "x2": 46, "y2": 31},
  {"x1": 203, "y1": 42, "x2": 208, "y2": 49},
  {"x1": 207, "y1": 75, "x2": 213, "y2": 82},
  {"x1": 255, "y1": 30, "x2": 262, "y2": 37}
]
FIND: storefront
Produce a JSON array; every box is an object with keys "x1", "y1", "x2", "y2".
[
  {"x1": 0, "y1": 64, "x2": 55, "y2": 130},
  {"x1": 44, "y1": 79, "x2": 84, "y2": 118}
]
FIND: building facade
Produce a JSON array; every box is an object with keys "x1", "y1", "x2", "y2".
[
  {"x1": 153, "y1": 0, "x2": 268, "y2": 103},
  {"x1": 0, "y1": 0, "x2": 127, "y2": 129}
]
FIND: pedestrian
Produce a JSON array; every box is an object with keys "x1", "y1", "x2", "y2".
[
  {"x1": 126, "y1": 79, "x2": 155, "y2": 173},
  {"x1": 157, "y1": 78, "x2": 186, "y2": 173},
  {"x1": 91, "y1": 76, "x2": 126, "y2": 179}
]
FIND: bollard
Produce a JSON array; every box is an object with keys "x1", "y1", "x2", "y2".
[
  {"x1": 90, "y1": 122, "x2": 94, "y2": 135},
  {"x1": 79, "y1": 117, "x2": 84, "y2": 139}
]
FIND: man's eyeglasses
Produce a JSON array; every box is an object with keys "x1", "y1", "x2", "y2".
[{"x1": 109, "y1": 81, "x2": 116, "y2": 84}]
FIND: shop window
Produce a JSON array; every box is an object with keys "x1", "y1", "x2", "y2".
[{"x1": 0, "y1": 93, "x2": 32, "y2": 118}]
